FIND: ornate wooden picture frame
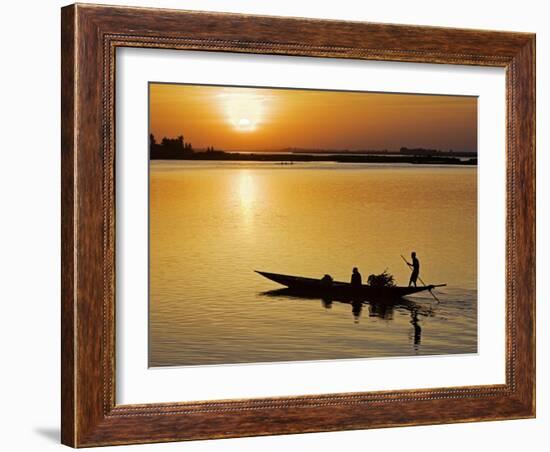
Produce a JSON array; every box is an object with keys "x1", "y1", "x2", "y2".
[{"x1": 61, "y1": 3, "x2": 535, "y2": 447}]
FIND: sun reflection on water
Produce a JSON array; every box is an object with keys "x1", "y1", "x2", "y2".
[{"x1": 237, "y1": 170, "x2": 256, "y2": 225}]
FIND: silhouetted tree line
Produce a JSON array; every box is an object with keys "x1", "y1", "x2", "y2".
[{"x1": 150, "y1": 134, "x2": 204, "y2": 159}]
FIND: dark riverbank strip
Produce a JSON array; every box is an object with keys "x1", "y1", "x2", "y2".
[{"x1": 150, "y1": 150, "x2": 477, "y2": 165}]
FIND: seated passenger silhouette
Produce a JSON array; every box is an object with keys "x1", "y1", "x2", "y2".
[
  {"x1": 351, "y1": 267, "x2": 362, "y2": 289},
  {"x1": 321, "y1": 274, "x2": 333, "y2": 286}
]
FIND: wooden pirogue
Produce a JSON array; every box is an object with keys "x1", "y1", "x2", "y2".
[{"x1": 255, "y1": 270, "x2": 446, "y2": 301}]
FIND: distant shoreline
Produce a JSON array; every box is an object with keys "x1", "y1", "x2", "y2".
[{"x1": 149, "y1": 151, "x2": 477, "y2": 166}]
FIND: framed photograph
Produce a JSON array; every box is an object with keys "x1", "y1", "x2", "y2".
[{"x1": 61, "y1": 4, "x2": 535, "y2": 447}]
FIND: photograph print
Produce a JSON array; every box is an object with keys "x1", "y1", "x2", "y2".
[{"x1": 148, "y1": 82, "x2": 478, "y2": 367}]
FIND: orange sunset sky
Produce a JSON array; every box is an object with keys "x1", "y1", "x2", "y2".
[{"x1": 149, "y1": 83, "x2": 477, "y2": 152}]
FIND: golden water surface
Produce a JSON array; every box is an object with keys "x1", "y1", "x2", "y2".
[{"x1": 149, "y1": 161, "x2": 477, "y2": 366}]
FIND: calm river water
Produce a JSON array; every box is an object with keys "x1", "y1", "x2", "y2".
[{"x1": 149, "y1": 161, "x2": 477, "y2": 366}]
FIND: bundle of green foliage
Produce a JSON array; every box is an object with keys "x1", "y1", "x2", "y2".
[{"x1": 367, "y1": 270, "x2": 396, "y2": 288}]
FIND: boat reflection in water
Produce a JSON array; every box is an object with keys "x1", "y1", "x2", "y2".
[{"x1": 260, "y1": 287, "x2": 434, "y2": 348}]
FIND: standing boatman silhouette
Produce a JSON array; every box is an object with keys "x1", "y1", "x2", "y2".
[
  {"x1": 400, "y1": 252, "x2": 442, "y2": 303},
  {"x1": 405, "y1": 252, "x2": 420, "y2": 287}
]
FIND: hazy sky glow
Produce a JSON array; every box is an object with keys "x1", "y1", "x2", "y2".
[{"x1": 149, "y1": 83, "x2": 477, "y2": 152}]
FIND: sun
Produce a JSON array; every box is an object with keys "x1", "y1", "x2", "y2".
[
  {"x1": 237, "y1": 118, "x2": 253, "y2": 132},
  {"x1": 218, "y1": 89, "x2": 272, "y2": 133}
]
